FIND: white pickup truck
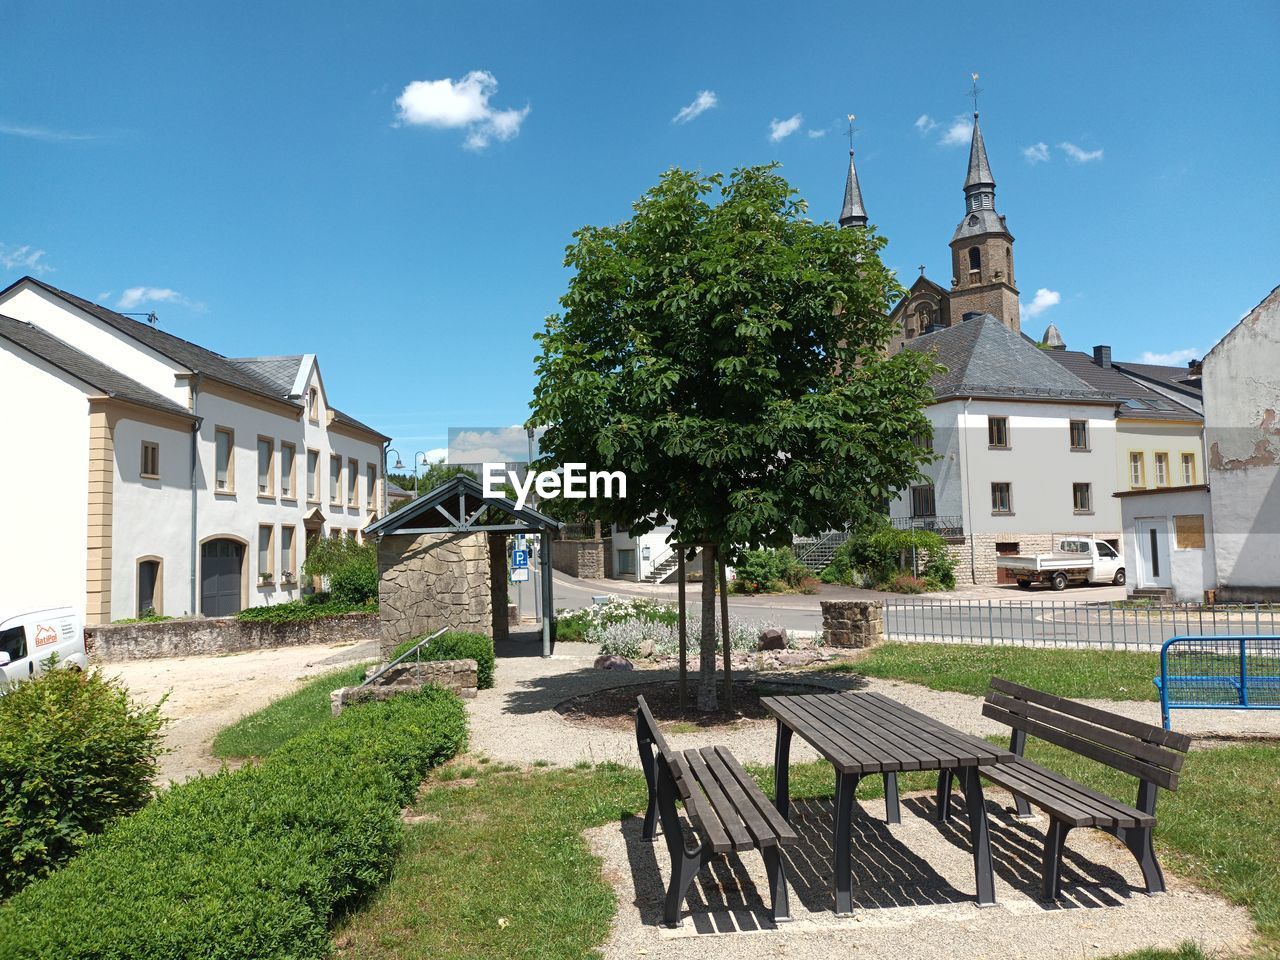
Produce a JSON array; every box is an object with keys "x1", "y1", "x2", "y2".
[{"x1": 996, "y1": 538, "x2": 1125, "y2": 591}]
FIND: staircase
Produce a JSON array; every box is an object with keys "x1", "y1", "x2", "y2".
[
  {"x1": 643, "y1": 548, "x2": 681, "y2": 584},
  {"x1": 794, "y1": 530, "x2": 852, "y2": 572},
  {"x1": 1131, "y1": 587, "x2": 1175, "y2": 604}
]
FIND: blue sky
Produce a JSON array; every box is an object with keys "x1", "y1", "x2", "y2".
[{"x1": 3, "y1": 1, "x2": 1277, "y2": 459}]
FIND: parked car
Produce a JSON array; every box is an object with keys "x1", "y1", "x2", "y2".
[
  {"x1": 0, "y1": 606, "x2": 88, "y2": 688},
  {"x1": 996, "y1": 538, "x2": 1125, "y2": 591}
]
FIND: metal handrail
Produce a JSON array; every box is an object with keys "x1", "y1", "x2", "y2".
[{"x1": 359, "y1": 626, "x2": 447, "y2": 688}]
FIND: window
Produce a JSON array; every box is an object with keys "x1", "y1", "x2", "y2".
[
  {"x1": 910, "y1": 484, "x2": 936, "y2": 518},
  {"x1": 1175, "y1": 514, "x2": 1206, "y2": 550},
  {"x1": 257, "y1": 437, "x2": 274, "y2": 495},
  {"x1": 330, "y1": 455, "x2": 342, "y2": 504},
  {"x1": 1154, "y1": 452, "x2": 1169, "y2": 486},
  {"x1": 1072, "y1": 482, "x2": 1093, "y2": 513},
  {"x1": 0, "y1": 626, "x2": 26, "y2": 664},
  {"x1": 306, "y1": 449, "x2": 319, "y2": 502},
  {"x1": 1181, "y1": 452, "x2": 1196, "y2": 485},
  {"x1": 347, "y1": 457, "x2": 358, "y2": 506},
  {"x1": 366, "y1": 463, "x2": 377, "y2": 507},
  {"x1": 616, "y1": 548, "x2": 637, "y2": 576},
  {"x1": 1069, "y1": 420, "x2": 1089, "y2": 451},
  {"x1": 258, "y1": 525, "x2": 274, "y2": 582},
  {"x1": 1006, "y1": 247, "x2": 1012, "y2": 277},
  {"x1": 1129, "y1": 452, "x2": 1146, "y2": 488},
  {"x1": 281, "y1": 526, "x2": 296, "y2": 581},
  {"x1": 1096, "y1": 541, "x2": 1119, "y2": 559},
  {"x1": 991, "y1": 482, "x2": 1012, "y2": 514},
  {"x1": 914, "y1": 431, "x2": 934, "y2": 452},
  {"x1": 137, "y1": 559, "x2": 161, "y2": 616},
  {"x1": 280, "y1": 443, "x2": 296, "y2": 499},
  {"x1": 988, "y1": 416, "x2": 1009, "y2": 449},
  {"x1": 968, "y1": 246, "x2": 981, "y2": 273},
  {"x1": 330, "y1": 528, "x2": 342, "y2": 540},
  {"x1": 307, "y1": 387, "x2": 319, "y2": 423},
  {"x1": 140, "y1": 441, "x2": 160, "y2": 479},
  {"x1": 215, "y1": 427, "x2": 234, "y2": 492}
]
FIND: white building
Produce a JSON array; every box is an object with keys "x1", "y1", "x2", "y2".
[
  {"x1": 0, "y1": 277, "x2": 388, "y2": 623},
  {"x1": 895, "y1": 316, "x2": 1123, "y2": 585}
]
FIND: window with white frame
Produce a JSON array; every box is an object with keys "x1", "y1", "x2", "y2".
[
  {"x1": 1181, "y1": 452, "x2": 1196, "y2": 485},
  {"x1": 347, "y1": 457, "x2": 358, "y2": 506},
  {"x1": 1129, "y1": 452, "x2": 1146, "y2": 488},
  {"x1": 257, "y1": 525, "x2": 274, "y2": 581},
  {"x1": 215, "y1": 427, "x2": 234, "y2": 492},
  {"x1": 1154, "y1": 452, "x2": 1169, "y2": 486},
  {"x1": 281, "y1": 443, "x2": 296, "y2": 499},
  {"x1": 991, "y1": 482, "x2": 1012, "y2": 514},
  {"x1": 257, "y1": 437, "x2": 274, "y2": 495},
  {"x1": 1072, "y1": 482, "x2": 1092, "y2": 513},
  {"x1": 330, "y1": 455, "x2": 342, "y2": 504}
]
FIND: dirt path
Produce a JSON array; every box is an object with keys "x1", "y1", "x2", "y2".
[{"x1": 101, "y1": 639, "x2": 378, "y2": 783}]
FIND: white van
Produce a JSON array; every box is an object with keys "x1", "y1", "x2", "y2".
[{"x1": 0, "y1": 607, "x2": 88, "y2": 688}]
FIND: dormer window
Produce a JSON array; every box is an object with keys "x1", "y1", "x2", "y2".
[{"x1": 307, "y1": 387, "x2": 319, "y2": 423}]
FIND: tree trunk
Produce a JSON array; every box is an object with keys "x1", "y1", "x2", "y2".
[
  {"x1": 719, "y1": 552, "x2": 732, "y2": 711},
  {"x1": 697, "y1": 543, "x2": 719, "y2": 711},
  {"x1": 677, "y1": 545, "x2": 687, "y2": 709}
]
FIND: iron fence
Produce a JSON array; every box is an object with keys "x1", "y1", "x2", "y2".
[
  {"x1": 884, "y1": 599, "x2": 1280, "y2": 651},
  {"x1": 889, "y1": 515, "x2": 965, "y2": 539}
]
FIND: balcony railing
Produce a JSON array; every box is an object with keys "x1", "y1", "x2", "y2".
[{"x1": 891, "y1": 515, "x2": 965, "y2": 539}]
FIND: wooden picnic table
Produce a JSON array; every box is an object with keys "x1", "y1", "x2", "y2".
[{"x1": 761, "y1": 691, "x2": 1014, "y2": 913}]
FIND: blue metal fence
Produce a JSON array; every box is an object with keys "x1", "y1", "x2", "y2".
[{"x1": 1156, "y1": 635, "x2": 1280, "y2": 728}]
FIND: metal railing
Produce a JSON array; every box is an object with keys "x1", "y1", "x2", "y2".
[
  {"x1": 794, "y1": 530, "x2": 852, "y2": 571},
  {"x1": 889, "y1": 515, "x2": 965, "y2": 539},
  {"x1": 359, "y1": 627, "x2": 447, "y2": 687},
  {"x1": 884, "y1": 599, "x2": 1280, "y2": 651}
]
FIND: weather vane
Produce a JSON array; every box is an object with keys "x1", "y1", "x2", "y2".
[
  {"x1": 847, "y1": 113, "x2": 857, "y2": 150},
  {"x1": 969, "y1": 73, "x2": 982, "y2": 115}
]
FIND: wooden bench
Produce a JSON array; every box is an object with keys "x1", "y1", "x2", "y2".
[
  {"x1": 936, "y1": 678, "x2": 1192, "y2": 900},
  {"x1": 635, "y1": 695, "x2": 797, "y2": 927},
  {"x1": 1156, "y1": 635, "x2": 1280, "y2": 729}
]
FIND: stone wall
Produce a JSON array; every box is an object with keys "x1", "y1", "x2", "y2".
[
  {"x1": 551, "y1": 539, "x2": 606, "y2": 579},
  {"x1": 378, "y1": 531, "x2": 492, "y2": 657},
  {"x1": 821, "y1": 600, "x2": 884, "y2": 648},
  {"x1": 330, "y1": 658, "x2": 478, "y2": 714},
  {"x1": 86, "y1": 613, "x2": 380, "y2": 662}
]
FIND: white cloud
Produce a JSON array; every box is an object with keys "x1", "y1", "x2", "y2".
[
  {"x1": 1023, "y1": 142, "x2": 1050, "y2": 164},
  {"x1": 914, "y1": 114, "x2": 938, "y2": 134},
  {"x1": 939, "y1": 115, "x2": 973, "y2": 146},
  {"x1": 0, "y1": 122, "x2": 97, "y2": 142},
  {"x1": 0, "y1": 244, "x2": 53, "y2": 274},
  {"x1": 1059, "y1": 141, "x2": 1103, "y2": 163},
  {"x1": 1022, "y1": 288, "x2": 1062, "y2": 319},
  {"x1": 394, "y1": 70, "x2": 529, "y2": 150},
  {"x1": 769, "y1": 114, "x2": 803, "y2": 142},
  {"x1": 673, "y1": 90, "x2": 717, "y2": 124},
  {"x1": 117, "y1": 287, "x2": 191, "y2": 310},
  {"x1": 807, "y1": 128, "x2": 828, "y2": 138},
  {"x1": 422, "y1": 447, "x2": 450, "y2": 464},
  {"x1": 1139, "y1": 348, "x2": 1199, "y2": 366}
]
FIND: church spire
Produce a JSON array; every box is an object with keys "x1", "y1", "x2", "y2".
[
  {"x1": 963, "y1": 114, "x2": 997, "y2": 213},
  {"x1": 839, "y1": 149, "x2": 867, "y2": 228}
]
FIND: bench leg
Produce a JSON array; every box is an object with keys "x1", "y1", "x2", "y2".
[
  {"x1": 1013, "y1": 793, "x2": 1034, "y2": 820},
  {"x1": 641, "y1": 782, "x2": 659, "y2": 842},
  {"x1": 663, "y1": 843, "x2": 705, "y2": 928},
  {"x1": 833, "y1": 772, "x2": 860, "y2": 915},
  {"x1": 936, "y1": 769, "x2": 953, "y2": 823},
  {"x1": 883, "y1": 772, "x2": 901, "y2": 825},
  {"x1": 773, "y1": 720, "x2": 793, "y2": 821},
  {"x1": 762, "y1": 845, "x2": 792, "y2": 923},
  {"x1": 1042, "y1": 819, "x2": 1071, "y2": 901},
  {"x1": 1119, "y1": 825, "x2": 1165, "y2": 894},
  {"x1": 961, "y1": 767, "x2": 996, "y2": 906}
]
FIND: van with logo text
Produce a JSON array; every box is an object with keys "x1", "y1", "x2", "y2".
[{"x1": 0, "y1": 607, "x2": 88, "y2": 689}]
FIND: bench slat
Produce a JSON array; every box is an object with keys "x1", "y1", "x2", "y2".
[
  {"x1": 698, "y1": 746, "x2": 780, "y2": 848},
  {"x1": 983, "y1": 702, "x2": 1179, "y2": 790},
  {"x1": 827, "y1": 695, "x2": 946, "y2": 770},
  {"x1": 983, "y1": 756, "x2": 1150, "y2": 828},
  {"x1": 803, "y1": 695, "x2": 925, "y2": 771},
  {"x1": 860, "y1": 693, "x2": 1005, "y2": 767},
  {"x1": 991, "y1": 677, "x2": 1192, "y2": 751},
  {"x1": 982, "y1": 762, "x2": 1102, "y2": 827},
  {"x1": 715, "y1": 748, "x2": 799, "y2": 846},
  {"x1": 1005, "y1": 757, "x2": 1152, "y2": 827},
  {"x1": 987, "y1": 691, "x2": 1186, "y2": 773},
  {"x1": 771, "y1": 696, "x2": 874, "y2": 774},
  {"x1": 683, "y1": 748, "x2": 755, "y2": 851}
]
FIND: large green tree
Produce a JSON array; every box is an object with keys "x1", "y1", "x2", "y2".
[{"x1": 530, "y1": 165, "x2": 938, "y2": 709}]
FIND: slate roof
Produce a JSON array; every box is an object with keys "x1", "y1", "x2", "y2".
[
  {"x1": 1111, "y1": 360, "x2": 1204, "y2": 407},
  {"x1": 4, "y1": 278, "x2": 389, "y2": 440},
  {"x1": 1047, "y1": 350, "x2": 1201, "y2": 422},
  {"x1": 839, "y1": 150, "x2": 868, "y2": 228},
  {"x1": 902, "y1": 314, "x2": 1113, "y2": 403},
  {"x1": 964, "y1": 114, "x2": 995, "y2": 190},
  {"x1": 0, "y1": 314, "x2": 194, "y2": 419}
]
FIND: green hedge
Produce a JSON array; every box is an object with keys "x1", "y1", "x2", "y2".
[
  {"x1": 392, "y1": 631, "x2": 495, "y2": 690},
  {"x1": 234, "y1": 597, "x2": 376, "y2": 624},
  {"x1": 0, "y1": 687, "x2": 467, "y2": 959}
]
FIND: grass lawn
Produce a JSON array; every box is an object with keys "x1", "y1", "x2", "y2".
[
  {"x1": 210, "y1": 663, "x2": 369, "y2": 758},
  {"x1": 334, "y1": 742, "x2": 1279, "y2": 960},
  {"x1": 821, "y1": 642, "x2": 1160, "y2": 701}
]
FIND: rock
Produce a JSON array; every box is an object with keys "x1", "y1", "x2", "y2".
[
  {"x1": 594, "y1": 654, "x2": 635, "y2": 671},
  {"x1": 638, "y1": 639, "x2": 656, "y2": 659},
  {"x1": 758, "y1": 628, "x2": 788, "y2": 651}
]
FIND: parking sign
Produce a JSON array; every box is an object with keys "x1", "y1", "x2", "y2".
[{"x1": 512, "y1": 549, "x2": 529, "y2": 568}]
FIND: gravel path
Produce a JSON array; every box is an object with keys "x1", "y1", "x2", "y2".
[
  {"x1": 468, "y1": 638, "x2": 1280, "y2": 770},
  {"x1": 102, "y1": 639, "x2": 378, "y2": 782}
]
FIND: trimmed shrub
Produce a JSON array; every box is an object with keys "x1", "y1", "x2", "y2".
[
  {"x1": 0, "y1": 686, "x2": 467, "y2": 959},
  {"x1": 0, "y1": 666, "x2": 165, "y2": 897},
  {"x1": 235, "y1": 597, "x2": 375, "y2": 624},
  {"x1": 391, "y1": 631, "x2": 496, "y2": 690},
  {"x1": 820, "y1": 524, "x2": 957, "y2": 592},
  {"x1": 301, "y1": 537, "x2": 379, "y2": 605},
  {"x1": 732, "y1": 547, "x2": 809, "y2": 593}
]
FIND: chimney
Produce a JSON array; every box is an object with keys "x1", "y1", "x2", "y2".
[{"x1": 1093, "y1": 345, "x2": 1112, "y2": 368}]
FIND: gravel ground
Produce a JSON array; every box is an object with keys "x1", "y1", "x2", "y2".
[
  {"x1": 468, "y1": 637, "x2": 1280, "y2": 770},
  {"x1": 102, "y1": 639, "x2": 378, "y2": 782},
  {"x1": 587, "y1": 794, "x2": 1254, "y2": 959}
]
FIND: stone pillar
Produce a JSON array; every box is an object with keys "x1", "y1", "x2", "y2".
[
  {"x1": 488, "y1": 532, "x2": 509, "y2": 644},
  {"x1": 821, "y1": 600, "x2": 885, "y2": 649},
  {"x1": 377, "y1": 532, "x2": 492, "y2": 657}
]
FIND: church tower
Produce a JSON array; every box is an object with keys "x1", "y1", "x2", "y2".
[
  {"x1": 838, "y1": 147, "x2": 868, "y2": 229},
  {"x1": 947, "y1": 113, "x2": 1019, "y2": 332}
]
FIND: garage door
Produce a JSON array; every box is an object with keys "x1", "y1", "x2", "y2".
[{"x1": 201, "y1": 539, "x2": 244, "y2": 617}]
